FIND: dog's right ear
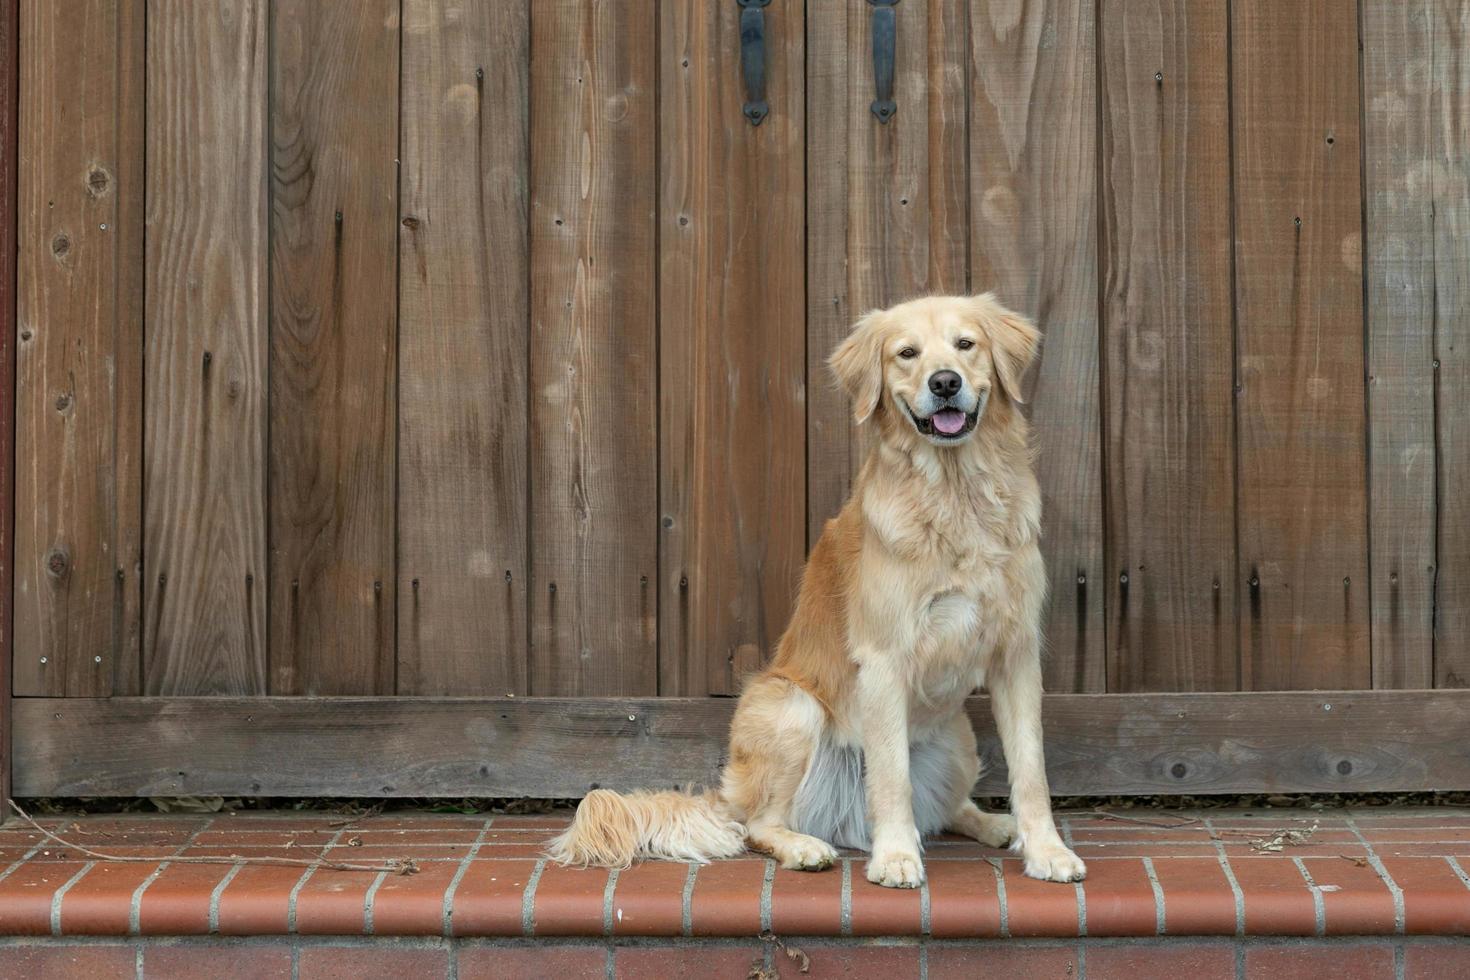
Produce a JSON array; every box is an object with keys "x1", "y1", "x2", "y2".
[{"x1": 828, "y1": 310, "x2": 887, "y2": 424}]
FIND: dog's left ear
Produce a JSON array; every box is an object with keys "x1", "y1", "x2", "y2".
[
  {"x1": 969, "y1": 294, "x2": 1041, "y2": 404},
  {"x1": 829, "y1": 310, "x2": 887, "y2": 424}
]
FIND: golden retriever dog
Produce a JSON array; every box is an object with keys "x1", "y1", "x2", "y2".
[{"x1": 547, "y1": 293, "x2": 1085, "y2": 886}]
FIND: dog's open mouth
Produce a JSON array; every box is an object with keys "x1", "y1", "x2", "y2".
[{"x1": 906, "y1": 404, "x2": 978, "y2": 440}]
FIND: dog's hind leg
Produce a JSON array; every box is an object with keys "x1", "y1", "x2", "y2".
[
  {"x1": 935, "y1": 710, "x2": 1015, "y2": 848},
  {"x1": 721, "y1": 675, "x2": 839, "y2": 872}
]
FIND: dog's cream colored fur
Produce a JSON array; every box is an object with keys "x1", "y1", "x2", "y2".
[{"x1": 547, "y1": 294, "x2": 1085, "y2": 886}]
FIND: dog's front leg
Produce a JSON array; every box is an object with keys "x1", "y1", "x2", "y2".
[
  {"x1": 856, "y1": 657, "x2": 924, "y2": 888},
  {"x1": 989, "y1": 637, "x2": 1087, "y2": 883}
]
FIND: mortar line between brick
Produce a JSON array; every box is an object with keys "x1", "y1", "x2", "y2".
[
  {"x1": 1142, "y1": 856, "x2": 1166, "y2": 935},
  {"x1": 447, "y1": 940, "x2": 459, "y2": 980},
  {"x1": 1291, "y1": 856, "x2": 1326, "y2": 937},
  {"x1": 989, "y1": 858, "x2": 1009, "y2": 938},
  {"x1": 207, "y1": 864, "x2": 244, "y2": 934},
  {"x1": 680, "y1": 862, "x2": 698, "y2": 936},
  {"x1": 1445, "y1": 856, "x2": 1470, "y2": 891},
  {"x1": 289, "y1": 827, "x2": 350, "y2": 934},
  {"x1": 50, "y1": 862, "x2": 96, "y2": 936},
  {"x1": 919, "y1": 875, "x2": 931, "y2": 936},
  {"x1": 840, "y1": 859, "x2": 852, "y2": 936},
  {"x1": 1234, "y1": 943, "x2": 1245, "y2": 980},
  {"x1": 132, "y1": 815, "x2": 216, "y2": 936},
  {"x1": 1063, "y1": 817, "x2": 1086, "y2": 935},
  {"x1": 760, "y1": 859, "x2": 775, "y2": 933},
  {"x1": 918, "y1": 943, "x2": 928, "y2": 980},
  {"x1": 601, "y1": 867, "x2": 621, "y2": 936},
  {"x1": 1077, "y1": 940, "x2": 1087, "y2": 979},
  {"x1": 291, "y1": 944, "x2": 300, "y2": 980},
  {"x1": 442, "y1": 816, "x2": 495, "y2": 937},
  {"x1": 521, "y1": 859, "x2": 547, "y2": 936},
  {"x1": 604, "y1": 944, "x2": 615, "y2": 980},
  {"x1": 1395, "y1": 942, "x2": 1405, "y2": 980},
  {"x1": 135, "y1": 944, "x2": 144, "y2": 980},
  {"x1": 363, "y1": 870, "x2": 390, "y2": 934},
  {"x1": 1347, "y1": 817, "x2": 1406, "y2": 934},
  {"x1": 1204, "y1": 818, "x2": 1245, "y2": 936},
  {"x1": 0, "y1": 843, "x2": 43, "y2": 886}
]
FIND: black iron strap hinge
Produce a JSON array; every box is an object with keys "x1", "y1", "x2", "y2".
[{"x1": 869, "y1": 0, "x2": 899, "y2": 123}]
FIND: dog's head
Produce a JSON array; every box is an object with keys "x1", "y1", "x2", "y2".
[{"x1": 828, "y1": 293, "x2": 1040, "y2": 447}]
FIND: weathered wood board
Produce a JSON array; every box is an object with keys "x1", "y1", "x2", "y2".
[
  {"x1": 14, "y1": 0, "x2": 144, "y2": 696},
  {"x1": 1231, "y1": 0, "x2": 1370, "y2": 690},
  {"x1": 16, "y1": 691, "x2": 1470, "y2": 798},
  {"x1": 268, "y1": 0, "x2": 398, "y2": 695},
  {"x1": 141, "y1": 0, "x2": 270, "y2": 695},
  {"x1": 1100, "y1": 0, "x2": 1237, "y2": 691},
  {"x1": 528, "y1": 0, "x2": 658, "y2": 696},
  {"x1": 659, "y1": 0, "x2": 807, "y2": 695},
  {"x1": 396, "y1": 0, "x2": 531, "y2": 696}
]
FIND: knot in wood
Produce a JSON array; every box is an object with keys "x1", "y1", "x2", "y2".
[{"x1": 46, "y1": 549, "x2": 69, "y2": 578}]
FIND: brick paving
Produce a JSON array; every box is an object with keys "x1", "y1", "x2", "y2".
[{"x1": 0, "y1": 807, "x2": 1466, "y2": 942}]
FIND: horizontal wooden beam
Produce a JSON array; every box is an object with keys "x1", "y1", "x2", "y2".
[{"x1": 13, "y1": 691, "x2": 1470, "y2": 798}]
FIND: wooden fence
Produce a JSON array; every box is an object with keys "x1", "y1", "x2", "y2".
[{"x1": 3, "y1": 0, "x2": 1468, "y2": 799}]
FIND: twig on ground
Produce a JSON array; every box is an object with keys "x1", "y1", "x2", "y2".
[
  {"x1": 1058, "y1": 809, "x2": 1202, "y2": 830},
  {"x1": 6, "y1": 800, "x2": 418, "y2": 876}
]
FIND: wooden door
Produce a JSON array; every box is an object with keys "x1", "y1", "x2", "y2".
[{"x1": 7, "y1": 0, "x2": 1470, "y2": 800}]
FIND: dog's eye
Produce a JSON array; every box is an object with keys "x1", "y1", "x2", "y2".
[
  {"x1": 956, "y1": 338, "x2": 975, "y2": 351},
  {"x1": 898, "y1": 347, "x2": 917, "y2": 360}
]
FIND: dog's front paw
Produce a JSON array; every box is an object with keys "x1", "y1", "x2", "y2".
[
  {"x1": 866, "y1": 849, "x2": 925, "y2": 889},
  {"x1": 1022, "y1": 842, "x2": 1087, "y2": 883},
  {"x1": 779, "y1": 835, "x2": 838, "y2": 872}
]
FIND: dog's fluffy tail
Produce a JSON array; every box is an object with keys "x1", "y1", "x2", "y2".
[{"x1": 545, "y1": 788, "x2": 747, "y2": 868}]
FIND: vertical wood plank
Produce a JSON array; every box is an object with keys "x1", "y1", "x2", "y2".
[
  {"x1": 15, "y1": 0, "x2": 143, "y2": 695},
  {"x1": 1362, "y1": 0, "x2": 1436, "y2": 689},
  {"x1": 660, "y1": 0, "x2": 807, "y2": 695},
  {"x1": 807, "y1": 0, "x2": 969, "y2": 541},
  {"x1": 2, "y1": 0, "x2": 16, "y2": 808},
  {"x1": 396, "y1": 0, "x2": 530, "y2": 696},
  {"x1": 1231, "y1": 0, "x2": 1369, "y2": 690},
  {"x1": 969, "y1": 0, "x2": 1104, "y2": 692},
  {"x1": 1100, "y1": 1, "x2": 1237, "y2": 691},
  {"x1": 1432, "y1": 4, "x2": 1470, "y2": 691},
  {"x1": 1362, "y1": 1, "x2": 1468, "y2": 690},
  {"x1": 528, "y1": 1, "x2": 658, "y2": 696},
  {"x1": 143, "y1": 0, "x2": 269, "y2": 695},
  {"x1": 268, "y1": 0, "x2": 398, "y2": 695}
]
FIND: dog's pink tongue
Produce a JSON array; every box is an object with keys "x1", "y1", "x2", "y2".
[{"x1": 932, "y1": 409, "x2": 966, "y2": 434}]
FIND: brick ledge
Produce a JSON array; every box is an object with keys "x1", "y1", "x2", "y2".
[{"x1": 1, "y1": 809, "x2": 1467, "y2": 939}]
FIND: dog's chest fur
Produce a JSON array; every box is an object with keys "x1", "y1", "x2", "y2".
[{"x1": 862, "y1": 446, "x2": 1040, "y2": 709}]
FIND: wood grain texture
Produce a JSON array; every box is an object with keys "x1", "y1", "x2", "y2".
[
  {"x1": 1, "y1": 0, "x2": 15, "y2": 812},
  {"x1": 14, "y1": 0, "x2": 143, "y2": 696},
  {"x1": 807, "y1": 0, "x2": 969, "y2": 542},
  {"x1": 659, "y1": 0, "x2": 807, "y2": 695},
  {"x1": 1100, "y1": 2, "x2": 1236, "y2": 691},
  {"x1": 528, "y1": 0, "x2": 658, "y2": 696},
  {"x1": 268, "y1": 0, "x2": 398, "y2": 695},
  {"x1": 143, "y1": 0, "x2": 269, "y2": 695},
  {"x1": 1231, "y1": 0, "x2": 1369, "y2": 690},
  {"x1": 396, "y1": 0, "x2": 530, "y2": 696},
  {"x1": 16, "y1": 690, "x2": 1470, "y2": 798},
  {"x1": 1361, "y1": 0, "x2": 1458, "y2": 690},
  {"x1": 968, "y1": 0, "x2": 1104, "y2": 693},
  {"x1": 1423, "y1": 4, "x2": 1470, "y2": 691},
  {"x1": 1359, "y1": 0, "x2": 1469, "y2": 691}
]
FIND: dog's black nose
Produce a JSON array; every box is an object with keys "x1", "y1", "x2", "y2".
[{"x1": 928, "y1": 370, "x2": 962, "y2": 398}]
